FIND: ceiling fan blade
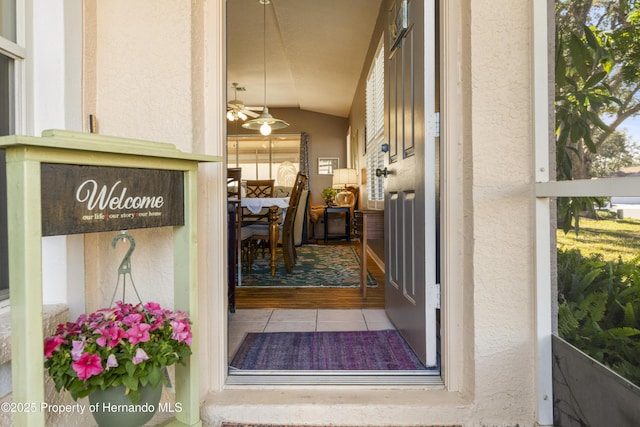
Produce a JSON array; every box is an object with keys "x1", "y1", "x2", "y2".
[{"x1": 243, "y1": 109, "x2": 260, "y2": 118}]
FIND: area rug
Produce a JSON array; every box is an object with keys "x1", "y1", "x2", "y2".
[
  {"x1": 229, "y1": 330, "x2": 426, "y2": 371},
  {"x1": 241, "y1": 244, "x2": 377, "y2": 288}
]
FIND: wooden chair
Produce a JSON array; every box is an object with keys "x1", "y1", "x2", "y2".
[
  {"x1": 245, "y1": 179, "x2": 275, "y2": 198},
  {"x1": 242, "y1": 172, "x2": 308, "y2": 273},
  {"x1": 242, "y1": 179, "x2": 275, "y2": 226},
  {"x1": 227, "y1": 168, "x2": 242, "y2": 199}
]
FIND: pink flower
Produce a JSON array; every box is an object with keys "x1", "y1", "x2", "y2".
[
  {"x1": 170, "y1": 320, "x2": 192, "y2": 345},
  {"x1": 96, "y1": 324, "x2": 124, "y2": 347},
  {"x1": 106, "y1": 354, "x2": 118, "y2": 369},
  {"x1": 44, "y1": 336, "x2": 65, "y2": 358},
  {"x1": 144, "y1": 302, "x2": 166, "y2": 317},
  {"x1": 125, "y1": 323, "x2": 151, "y2": 345},
  {"x1": 122, "y1": 313, "x2": 143, "y2": 326},
  {"x1": 132, "y1": 348, "x2": 149, "y2": 365},
  {"x1": 71, "y1": 340, "x2": 85, "y2": 361},
  {"x1": 71, "y1": 352, "x2": 103, "y2": 380}
]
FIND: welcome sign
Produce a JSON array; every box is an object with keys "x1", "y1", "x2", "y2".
[{"x1": 41, "y1": 163, "x2": 184, "y2": 236}]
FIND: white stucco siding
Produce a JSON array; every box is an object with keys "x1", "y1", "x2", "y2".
[
  {"x1": 84, "y1": 0, "x2": 198, "y2": 312},
  {"x1": 469, "y1": 0, "x2": 536, "y2": 424},
  {"x1": 94, "y1": 0, "x2": 193, "y2": 151}
]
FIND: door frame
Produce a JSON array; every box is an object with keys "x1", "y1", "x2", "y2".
[{"x1": 211, "y1": 0, "x2": 466, "y2": 393}]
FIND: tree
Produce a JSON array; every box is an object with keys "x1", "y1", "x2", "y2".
[
  {"x1": 556, "y1": 0, "x2": 640, "y2": 178},
  {"x1": 555, "y1": 25, "x2": 615, "y2": 232},
  {"x1": 591, "y1": 131, "x2": 637, "y2": 176}
]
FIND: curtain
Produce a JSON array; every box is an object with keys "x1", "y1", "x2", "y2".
[{"x1": 300, "y1": 132, "x2": 310, "y2": 190}]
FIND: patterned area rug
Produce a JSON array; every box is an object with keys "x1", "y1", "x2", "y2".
[
  {"x1": 240, "y1": 244, "x2": 377, "y2": 288},
  {"x1": 230, "y1": 330, "x2": 426, "y2": 371}
]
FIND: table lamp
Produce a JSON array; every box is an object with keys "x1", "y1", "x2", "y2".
[{"x1": 332, "y1": 168, "x2": 358, "y2": 206}]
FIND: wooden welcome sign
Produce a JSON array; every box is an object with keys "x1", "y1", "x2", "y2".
[{"x1": 40, "y1": 163, "x2": 184, "y2": 236}]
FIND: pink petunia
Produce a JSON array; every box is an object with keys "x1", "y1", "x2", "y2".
[
  {"x1": 122, "y1": 313, "x2": 144, "y2": 326},
  {"x1": 125, "y1": 323, "x2": 151, "y2": 345},
  {"x1": 132, "y1": 348, "x2": 149, "y2": 365},
  {"x1": 96, "y1": 323, "x2": 124, "y2": 347},
  {"x1": 170, "y1": 320, "x2": 192, "y2": 345},
  {"x1": 44, "y1": 336, "x2": 65, "y2": 358},
  {"x1": 71, "y1": 352, "x2": 103, "y2": 380},
  {"x1": 143, "y1": 302, "x2": 166, "y2": 317},
  {"x1": 71, "y1": 340, "x2": 85, "y2": 361}
]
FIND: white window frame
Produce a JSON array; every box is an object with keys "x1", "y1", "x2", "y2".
[
  {"x1": 365, "y1": 38, "x2": 385, "y2": 208},
  {"x1": 0, "y1": 0, "x2": 26, "y2": 307}
]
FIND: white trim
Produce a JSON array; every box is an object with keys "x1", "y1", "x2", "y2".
[
  {"x1": 205, "y1": 0, "x2": 228, "y2": 394},
  {"x1": 533, "y1": 0, "x2": 554, "y2": 425},
  {"x1": 439, "y1": 0, "x2": 463, "y2": 394},
  {"x1": 537, "y1": 176, "x2": 640, "y2": 196}
]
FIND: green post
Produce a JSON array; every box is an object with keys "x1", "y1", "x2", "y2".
[{"x1": 6, "y1": 148, "x2": 46, "y2": 426}]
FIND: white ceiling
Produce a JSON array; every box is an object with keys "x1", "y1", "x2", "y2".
[{"x1": 227, "y1": 0, "x2": 383, "y2": 118}]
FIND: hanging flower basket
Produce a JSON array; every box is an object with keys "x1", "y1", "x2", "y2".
[{"x1": 44, "y1": 301, "x2": 192, "y2": 406}]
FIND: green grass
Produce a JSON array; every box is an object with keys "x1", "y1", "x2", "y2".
[{"x1": 557, "y1": 216, "x2": 640, "y2": 263}]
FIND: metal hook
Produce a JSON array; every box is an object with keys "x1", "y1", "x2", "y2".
[
  {"x1": 109, "y1": 232, "x2": 142, "y2": 306},
  {"x1": 111, "y1": 232, "x2": 136, "y2": 276}
]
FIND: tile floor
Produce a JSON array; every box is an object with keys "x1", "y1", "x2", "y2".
[{"x1": 228, "y1": 308, "x2": 395, "y2": 358}]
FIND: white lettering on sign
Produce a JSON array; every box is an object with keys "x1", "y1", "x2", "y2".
[{"x1": 75, "y1": 179, "x2": 165, "y2": 211}]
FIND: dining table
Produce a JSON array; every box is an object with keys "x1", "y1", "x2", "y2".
[{"x1": 241, "y1": 197, "x2": 290, "y2": 277}]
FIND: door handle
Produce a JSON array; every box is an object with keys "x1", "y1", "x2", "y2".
[{"x1": 375, "y1": 167, "x2": 389, "y2": 178}]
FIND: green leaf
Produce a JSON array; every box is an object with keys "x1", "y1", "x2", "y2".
[
  {"x1": 148, "y1": 366, "x2": 162, "y2": 388},
  {"x1": 125, "y1": 361, "x2": 136, "y2": 377},
  {"x1": 122, "y1": 375, "x2": 138, "y2": 391}
]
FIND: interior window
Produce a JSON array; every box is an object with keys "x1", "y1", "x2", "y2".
[
  {"x1": 366, "y1": 40, "x2": 385, "y2": 207},
  {"x1": 227, "y1": 134, "x2": 301, "y2": 187}
]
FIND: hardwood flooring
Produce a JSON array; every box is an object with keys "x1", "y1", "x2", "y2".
[{"x1": 234, "y1": 240, "x2": 385, "y2": 309}]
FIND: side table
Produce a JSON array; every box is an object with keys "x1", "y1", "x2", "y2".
[{"x1": 324, "y1": 206, "x2": 351, "y2": 243}]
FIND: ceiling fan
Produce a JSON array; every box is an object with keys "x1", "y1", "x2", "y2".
[{"x1": 227, "y1": 83, "x2": 261, "y2": 121}]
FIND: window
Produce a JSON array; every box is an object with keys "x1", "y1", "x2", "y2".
[
  {"x1": 366, "y1": 39, "x2": 385, "y2": 205},
  {"x1": 227, "y1": 134, "x2": 301, "y2": 187},
  {"x1": 0, "y1": 0, "x2": 22, "y2": 302}
]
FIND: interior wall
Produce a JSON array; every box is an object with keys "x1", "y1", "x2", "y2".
[{"x1": 228, "y1": 107, "x2": 348, "y2": 203}]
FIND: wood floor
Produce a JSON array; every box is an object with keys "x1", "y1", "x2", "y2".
[{"x1": 234, "y1": 240, "x2": 385, "y2": 309}]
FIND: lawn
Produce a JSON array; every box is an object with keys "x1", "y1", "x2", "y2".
[{"x1": 556, "y1": 216, "x2": 640, "y2": 263}]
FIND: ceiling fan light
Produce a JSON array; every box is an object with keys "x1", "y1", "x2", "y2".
[
  {"x1": 238, "y1": 111, "x2": 247, "y2": 121},
  {"x1": 226, "y1": 111, "x2": 235, "y2": 121}
]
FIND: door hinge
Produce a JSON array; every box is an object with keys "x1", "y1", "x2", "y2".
[
  {"x1": 435, "y1": 282, "x2": 441, "y2": 309},
  {"x1": 434, "y1": 112, "x2": 440, "y2": 138}
]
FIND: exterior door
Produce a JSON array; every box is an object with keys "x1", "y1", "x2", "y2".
[{"x1": 384, "y1": 0, "x2": 439, "y2": 367}]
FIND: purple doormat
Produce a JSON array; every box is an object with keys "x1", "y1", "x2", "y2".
[{"x1": 230, "y1": 330, "x2": 427, "y2": 371}]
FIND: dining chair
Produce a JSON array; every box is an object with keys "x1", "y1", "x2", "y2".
[
  {"x1": 242, "y1": 179, "x2": 276, "y2": 227},
  {"x1": 227, "y1": 168, "x2": 242, "y2": 199},
  {"x1": 242, "y1": 172, "x2": 308, "y2": 273},
  {"x1": 245, "y1": 179, "x2": 275, "y2": 198}
]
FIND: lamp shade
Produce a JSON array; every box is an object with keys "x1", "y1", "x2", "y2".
[{"x1": 332, "y1": 168, "x2": 358, "y2": 188}]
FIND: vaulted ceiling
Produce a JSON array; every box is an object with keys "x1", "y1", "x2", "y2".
[{"x1": 227, "y1": 0, "x2": 383, "y2": 118}]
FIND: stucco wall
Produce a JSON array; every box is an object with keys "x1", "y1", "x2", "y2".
[
  {"x1": 468, "y1": 0, "x2": 536, "y2": 423},
  {"x1": 80, "y1": 1, "x2": 214, "y2": 425},
  {"x1": 83, "y1": 0, "x2": 197, "y2": 310}
]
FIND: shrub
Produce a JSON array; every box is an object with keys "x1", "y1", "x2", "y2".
[{"x1": 557, "y1": 248, "x2": 640, "y2": 387}]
